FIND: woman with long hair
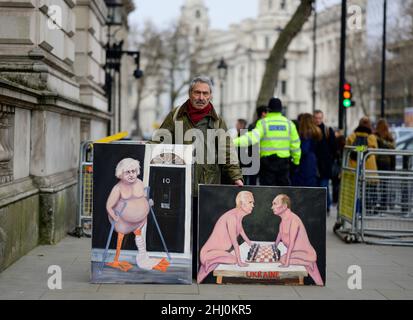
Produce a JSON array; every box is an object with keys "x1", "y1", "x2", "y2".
[
  {"x1": 292, "y1": 113, "x2": 322, "y2": 187},
  {"x1": 375, "y1": 119, "x2": 396, "y2": 169},
  {"x1": 375, "y1": 119, "x2": 396, "y2": 211}
]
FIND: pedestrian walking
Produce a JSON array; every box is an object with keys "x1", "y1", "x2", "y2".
[
  {"x1": 346, "y1": 117, "x2": 378, "y2": 214},
  {"x1": 332, "y1": 129, "x2": 346, "y2": 205},
  {"x1": 375, "y1": 119, "x2": 396, "y2": 171},
  {"x1": 375, "y1": 119, "x2": 396, "y2": 210},
  {"x1": 233, "y1": 98, "x2": 301, "y2": 186},
  {"x1": 313, "y1": 110, "x2": 336, "y2": 214},
  {"x1": 291, "y1": 113, "x2": 322, "y2": 187}
]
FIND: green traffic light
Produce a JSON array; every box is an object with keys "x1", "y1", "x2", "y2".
[{"x1": 343, "y1": 99, "x2": 352, "y2": 108}]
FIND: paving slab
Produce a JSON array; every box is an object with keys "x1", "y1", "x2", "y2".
[
  {"x1": 293, "y1": 286, "x2": 387, "y2": 300},
  {"x1": 377, "y1": 289, "x2": 413, "y2": 300},
  {"x1": 97, "y1": 284, "x2": 199, "y2": 295},
  {"x1": 0, "y1": 211, "x2": 412, "y2": 300},
  {"x1": 144, "y1": 293, "x2": 241, "y2": 300}
]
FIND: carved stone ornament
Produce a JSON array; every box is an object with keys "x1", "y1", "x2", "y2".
[{"x1": 0, "y1": 104, "x2": 14, "y2": 184}]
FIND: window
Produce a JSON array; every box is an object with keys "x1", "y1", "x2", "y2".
[
  {"x1": 282, "y1": 58, "x2": 287, "y2": 69},
  {"x1": 268, "y1": 0, "x2": 273, "y2": 10},
  {"x1": 196, "y1": 10, "x2": 201, "y2": 19},
  {"x1": 280, "y1": 0, "x2": 287, "y2": 10},
  {"x1": 281, "y1": 81, "x2": 287, "y2": 95},
  {"x1": 195, "y1": 26, "x2": 200, "y2": 36},
  {"x1": 265, "y1": 36, "x2": 270, "y2": 50},
  {"x1": 239, "y1": 66, "x2": 245, "y2": 99}
]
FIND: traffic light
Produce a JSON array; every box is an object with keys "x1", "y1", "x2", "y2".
[{"x1": 342, "y1": 82, "x2": 354, "y2": 108}]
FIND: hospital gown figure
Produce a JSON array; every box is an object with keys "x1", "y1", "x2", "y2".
[
  {"x1": 105, "y1": 158, "x2": 169, "y2": 272},
  {"x1": 272, "y1": 194, "x2": 324, "y2": 286},
  {"x1": 197, "y1": 191, "x2": 254, "y2": 283}
]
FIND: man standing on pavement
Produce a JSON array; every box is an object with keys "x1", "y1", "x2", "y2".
[
  {"x1": 233, "y1": 98, "x2": 301, "y2": 186},
  {"x1": 313, "y1": 110, "x2": 336, "y2": 215},
  {"x1": 152, "y1": 75, "x2": 243, "y2": 277}
]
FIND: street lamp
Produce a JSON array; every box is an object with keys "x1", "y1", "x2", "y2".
[
  {"x1": 217, "y1": 57, "x2": 228, "y2": 119},
  {"x1": 104, "y1": 0, "x2": 143, "y2": 135},
  {"x1": 106, "y1": 0, "x2": 123, "y2": 26}
]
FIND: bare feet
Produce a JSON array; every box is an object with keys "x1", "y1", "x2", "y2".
[
  {"x1": 152, "y1": 258, "x2": 170, "y2": 272},
  {"x1": 106, "y1": 260, "x2": 133, "y2": 272}
]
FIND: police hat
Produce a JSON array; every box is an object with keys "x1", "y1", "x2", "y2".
[{"x1": 268, "y1": 98, "x2": 283, "y2": 112}]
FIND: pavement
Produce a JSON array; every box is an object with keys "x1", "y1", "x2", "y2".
[{"x1": 0, "y1": 207, "x2": 413, "y2": 300}]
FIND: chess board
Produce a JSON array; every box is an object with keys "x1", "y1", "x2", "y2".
[{"x1": 246, "y1": 243, "x2": 281, "y2": 263}]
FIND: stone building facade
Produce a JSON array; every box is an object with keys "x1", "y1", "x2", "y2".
[
  {"x1": 0, "y1": 0, "x2": 135, "y2": 271},
  {"x1": 135, "y1": 0, "x2": 374, "y2": 136}
]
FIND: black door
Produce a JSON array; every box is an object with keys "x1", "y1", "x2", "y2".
[{"x1": 146, "y1": 167, "x2": 186, "y2": 253}]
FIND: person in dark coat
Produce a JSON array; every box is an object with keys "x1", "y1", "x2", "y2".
[
  {"x1": 292, "y1": 114, "x2": 322, "y2": 187},
  {"x1": 374, "y1": 119, "x2": 396, "y2": 210},
  {"x1": 313, "y1": 110, "x2": 336, "y2": 214},
  {"x1": 245, "y1": 106, "x2": 268, "y2": 185},
  {"x1": 332, "y1": 129, "x2": 346, "y2": 205}
]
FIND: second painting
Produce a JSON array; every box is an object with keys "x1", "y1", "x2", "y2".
[{"x1": 197, "y1": 185, "x2": 326, "y2": 286}]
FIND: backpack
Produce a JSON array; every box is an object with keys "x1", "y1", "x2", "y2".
[{"x1": 349, "y1": 135, "x2": 368, "y2": 161}]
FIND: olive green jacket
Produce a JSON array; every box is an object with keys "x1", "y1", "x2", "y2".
[{"x1": 152, "y1": 100, "x2": 243, "y2": 195}]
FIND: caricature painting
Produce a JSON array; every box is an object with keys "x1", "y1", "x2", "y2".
[
  {"x1": 91, "y1": 143, "x2": 192, "y2": 284},
  {"x1": 198, "y1": 185, "x2": 326, "y2": 286}
]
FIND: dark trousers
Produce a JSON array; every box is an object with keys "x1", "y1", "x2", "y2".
[
  {"x1": 259, "y1": 155, "x2": 291, "y2": 186},
  {"x1": 245, "y1": 174, "x2": 258, "y2": 185}
]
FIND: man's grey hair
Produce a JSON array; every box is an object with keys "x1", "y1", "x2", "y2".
[{"x1": 188, "y1": 76, "x2": 214, "y2": 95}]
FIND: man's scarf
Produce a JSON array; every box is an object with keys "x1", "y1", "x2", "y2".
[{"x1": 187, "y1": 100, "x2": 213, "y2": 125}]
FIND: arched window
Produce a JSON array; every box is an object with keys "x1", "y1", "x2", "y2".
[
  {"x1": 195, "y1": 26, "x2": 200, "y2": 36},
  {"x1": 268, "y1": 0, "x2": 273, "y2": 10},
  {"x1": 196, "y1": 10, "x2": 201, "y2": 18}
]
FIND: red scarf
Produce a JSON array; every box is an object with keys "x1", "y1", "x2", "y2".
[{"x1": 187, "y1": 100, "x2": 213, "y2": 125}]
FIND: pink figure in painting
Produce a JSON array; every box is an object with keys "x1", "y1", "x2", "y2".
[
  {"x1": 105, "y1": 158, "x2": 169, "y2": 273},
  {"x1": 197, "y1": 191, "x2": 254, "y2": 283},
  {"x1": 272, "y1": 194, "x2": 324, "y2": 286}
]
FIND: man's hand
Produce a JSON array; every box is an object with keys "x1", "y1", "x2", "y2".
[
  {"x1": 234, "y1": 180, "x2": 244, "y2": 187},
  {"x1": 110, "y1": 214, "x2": 119, "y2": 222}
]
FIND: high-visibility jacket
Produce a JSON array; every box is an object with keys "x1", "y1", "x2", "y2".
[{"x1": 233, "y1": 112, "x2": 301, "y2": 165}]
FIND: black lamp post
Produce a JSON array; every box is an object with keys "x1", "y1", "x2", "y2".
[
  {"x1": 381, "y1": 0, "x2": 387, "y2": 119},
  {"x1": 217, "y1": 57, "x2": 228, "y2": 119},
  {"x1": 104, "y1": 0, "x2": 143, "y2": 135}
]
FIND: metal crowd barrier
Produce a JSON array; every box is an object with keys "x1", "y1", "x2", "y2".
[
  {"x1": 334, "y1": 146, "x2": 363, "y2": 243},
  {"x1": 70, "y1": 140, "x2": 94, "y2": 238},
  {"x1": 69, "y1": 133, "x2": 142, "y2": 238},
  {"x1": 335, "y1": 147, "x2": 413, "y2": 246}
]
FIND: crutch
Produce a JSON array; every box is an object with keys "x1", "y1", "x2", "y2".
[
  {"x1": 98, "y1": 201, "x2": 127, "y2": 274},
  {"x1": 145, "y1": 187, "x2": 172, "y2": 262}
]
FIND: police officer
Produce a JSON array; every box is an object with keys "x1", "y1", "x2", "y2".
[{"x1": 233, "y1": 98, "x2": 301, "y2": 186}]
